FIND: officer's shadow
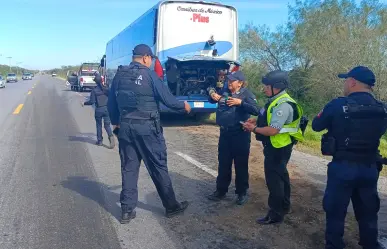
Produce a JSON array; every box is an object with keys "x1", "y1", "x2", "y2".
[
  {"x1": 60, "y1": 176, "x2": 165, "y2": 222},
  {"x1": 68, "y1": 133, "x2": 111, "y2": 149}
]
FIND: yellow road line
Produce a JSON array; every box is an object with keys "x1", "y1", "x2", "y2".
[
  {"x1": 28, "y1": 91, "x2": 32, "y2": 95},
  {"x1": 13, "y1": 104, "x2": 24, "y2": 114}
]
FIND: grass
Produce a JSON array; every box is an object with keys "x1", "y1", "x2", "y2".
[{"x1": 205, "y1": 114, "x2": 387, "y2": 176}]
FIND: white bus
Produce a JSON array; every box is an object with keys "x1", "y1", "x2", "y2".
[{"x1": 104, "y1": 0, "x2": 240, "y2": 116}]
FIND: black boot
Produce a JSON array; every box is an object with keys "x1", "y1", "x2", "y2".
[
  {"x1": 236, "y1": 194, "x2": 248, "y2": 205},
  {"x1": 108, "y1": 135, "x2": 115, "y2": 149},
  {"x1": 166, "y1": 201, "x2": 189, "y2": 218},
  {"x1": 95, "y1": 141, "x2": 103, "y2": 146},
  {"x1": 121, "y1": 210, "x2": 136, "y2": 224},
  {"x1": 207, "y1": 190, "x2": 226, "y2": 201},
  {"x1": 256, "y1": 214, "x2": 283, "y2": 225}
]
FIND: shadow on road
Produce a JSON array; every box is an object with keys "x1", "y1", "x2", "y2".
[
  {"x1": 68, "y1": 132, "x2": 112, "y2": 149},
  {"x1": 60, "y1": 176, "x2": 165, "y2": 222}
]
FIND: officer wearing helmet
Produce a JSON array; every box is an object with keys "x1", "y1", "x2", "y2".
[
  {"x1": 243, "y1": 70, "x2": 304, "y2": 225},
  {"x1": 82, "y1": 73, "x2": 115, "y2": 149},
  {"x1": 312, "y1": 66, "x2": 387, "y2": 249}
]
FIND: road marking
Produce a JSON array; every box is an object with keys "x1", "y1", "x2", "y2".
[
  {"x1": 13, "y1": 104, "x2": 24, "y2": 114},
  {"x1": 174, "y1": 151, "x2": 217, "y2": 177},
  {"x1": 32, "y1": 86, "x2": 35, "y2": 88},
  {"x1": 27, "y1": 91, "x2": 32, "y2": 95}
]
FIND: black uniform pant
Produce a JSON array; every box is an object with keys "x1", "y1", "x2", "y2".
[
  {"x1": 117, "y1": 119, "x2": 179, "y2": 212},
  {"x1": 216, "y1": 129, "x2": 251, "y2": 195},
  {"x1": 263, "y1": 142, "x2": 293, "y2": 220},
  {"x1": 95, "y1": 108, "x2": 113, "y2": 142}
]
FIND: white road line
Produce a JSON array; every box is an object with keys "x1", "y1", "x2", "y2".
[{"x1": 174, "y1": 151, "x2": 217, "y2": 177}]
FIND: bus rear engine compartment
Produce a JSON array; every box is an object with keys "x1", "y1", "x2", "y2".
[{"x1": 165, "y1": 57, "x2": 237, "y2": 97}]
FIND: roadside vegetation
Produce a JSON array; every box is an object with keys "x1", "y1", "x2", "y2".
[
  {"x1": 0, "y1": 64, "x2": 35, "y2": 78},
  {"x1": 46, "y1": 65, "x2": 80, "y2": 80}
]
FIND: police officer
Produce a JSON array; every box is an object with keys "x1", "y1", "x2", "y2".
[
  {"x1": 207, "y1": 71, "x2": 260, "y2": 205},
  {"x1": 311, "y1": 66, "x2": 387, "y2": 249},
  {"x1": 83, "y1": 73, "x2": 115, "y2": 149},
  {"x1": 243, "y1": 70, "x2": 304, "y2": 225},
  {"x1": 107, "y1": 44, "x2": 192, "y2": 224}
]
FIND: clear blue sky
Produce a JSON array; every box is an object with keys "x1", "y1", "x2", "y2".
[{"x1": 0, "y1": 0, "x2": 381, "y2": 70}]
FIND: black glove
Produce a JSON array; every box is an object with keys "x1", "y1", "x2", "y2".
[{"x1": 113, "y1": 127, "x2": 120, "y2": 136}]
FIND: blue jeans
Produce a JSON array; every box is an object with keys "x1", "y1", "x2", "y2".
[{"x1": 324, "y1": 160, "x2": 380, "y2": 249}]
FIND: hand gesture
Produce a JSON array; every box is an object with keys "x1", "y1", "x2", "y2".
[
  {"x1": 226, "y1": 97, "x2": 242, "y2": 106},
  {"x1": 184, "y1": 101, "x2": 191, "y2": 114},
  {"x1": 211, "y1": 93, "x2": 221, "y2": 101},
  {"x1": 246, "y1": 118, "x2": 257, "y2": 125},
  {"x1": 242, "y1": 122, "x2": 256, "y2": 132}
]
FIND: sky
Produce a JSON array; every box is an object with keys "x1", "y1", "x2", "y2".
[{"x1": 0, "y1": 0, "x2": 383, "y2": 70}]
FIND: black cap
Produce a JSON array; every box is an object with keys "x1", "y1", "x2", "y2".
[
  {"x1": 262, "y1": 70, "x2": 289, "y2": 87},
  {"x1": 133, "y1": 44, "x2": 156, "y2": 58},
  {"x1": 226, "y1": 71, "x2": 246, "y2": 82},
  {"x1": 338, "y1": 66, "x2": 376, "y2": 86}
]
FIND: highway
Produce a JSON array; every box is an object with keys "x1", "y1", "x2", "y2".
[{"x1": 0, "y1": 75, "x2": 386, "y2": 249}]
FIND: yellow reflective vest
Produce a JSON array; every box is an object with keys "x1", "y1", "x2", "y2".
[{"x1": 267, "y1": 93, "x2": 304, "y2": 148}]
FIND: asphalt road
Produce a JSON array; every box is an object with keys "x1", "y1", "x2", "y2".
[
  {"x1": 0, "y1": 75, "x2": 386, "y2": 249},
  {"x1": 0, "y1": 77, "x2": 36, "y2": 126}
]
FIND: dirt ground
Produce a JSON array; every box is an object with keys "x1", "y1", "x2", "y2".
[{"x1": 175, "y1": 124, "x2": 361, "y2": 249}]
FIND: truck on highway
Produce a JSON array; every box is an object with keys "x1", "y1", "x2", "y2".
[
  {"x1": 73, "y1": 63, "x2": 100, "y2": 92},
  {"x1": 103, "y1": 0, "x2": 239, "y2": 118}
]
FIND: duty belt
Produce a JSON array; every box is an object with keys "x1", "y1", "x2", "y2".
[
  {"x1": 220, "y1": 125, "x2": 242, "y2": 132},
  {"x1": 120, "y1": 110, "x2": 159, "y2": 121}
]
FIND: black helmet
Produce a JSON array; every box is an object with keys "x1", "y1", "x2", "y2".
[{"x1": 262, "y1": 70, "x2": 289, "y2": 90}]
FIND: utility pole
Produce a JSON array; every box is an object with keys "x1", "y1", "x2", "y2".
[
  {"x1": 6, "y1": 57, "x2": 12, "y2": 72},
  {"x1": 16, "y1": 62, "x2": 23, "y2": 75}
]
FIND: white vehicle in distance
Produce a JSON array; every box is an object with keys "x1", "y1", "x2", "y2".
[
  {"x1": 0, "y1": 75, "x2": 5, "y2": 88},
  {"x1": 22, "y1": 73, "x2": 32, "y2": 80},
  {"x1": 52, "y1": 73, "x2": 57, "y2": 77},
  {"x1": 6, "y1": 73, "x2": 18, "y2": 83}
]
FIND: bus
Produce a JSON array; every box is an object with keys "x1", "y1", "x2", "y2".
[{"x1": 104, "y1": 0, "x2": 240, "y2": 117}]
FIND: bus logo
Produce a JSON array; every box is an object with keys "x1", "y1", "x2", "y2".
[{"x1": 191, "y1": 13, "x2": 209, "y2": 23}]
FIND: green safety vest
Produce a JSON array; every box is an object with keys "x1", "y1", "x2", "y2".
[{"x1": 267, "y1": 93, "x2": 304, "y2": 148}]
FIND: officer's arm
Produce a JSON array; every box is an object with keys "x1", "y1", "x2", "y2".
[
  {"x1": 312, "y1": 100, "x2": 336, "y2": 132},
  {"x1": 240, "y1": 91, "x2": 260, "y2": 116},
  {"x1": 208, "y1": 88, "x2": 225, "y2": 104},
  {"x1": 107, "y1": 76, "x2": 120, "y2": 126},
  {"x1": 254, "y1": 103, "x2": 292, "y2": 136},
  {"x1": 150, "y1": 72, "x2": 185, "y2": 110},
  {"x1": 84, "y1": 90, "x2": 95, "y2": 105}
]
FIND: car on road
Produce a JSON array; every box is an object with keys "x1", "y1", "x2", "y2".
[
  {"x1": 52, "y1": 73, "x2": 57, "y2": 77},
  {"x1": 0, "y1": 75, "x2": 5, "y2": 88},
  {"x1": 6, "y1": 73, "x2": 18, "y2": 83},
  {"x1": 22, "y1": 73, "x2": 33, "y2": 80}
]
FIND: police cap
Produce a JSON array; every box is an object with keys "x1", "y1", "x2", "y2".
[
  {"x1": 262, "y1": 70, "x2": 289, "y2": 89},
  {"x1": 226, "y1": 71, "x2": 246, "y2": 82},
  {"x1": 338, "y1": 66, "x2": 376, "y2": 86},
  {"x1": 133, "y1": 44, "x2": 156, "y2": 58}
]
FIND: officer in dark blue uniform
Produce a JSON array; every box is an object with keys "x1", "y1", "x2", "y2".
[
  {"x1": 83, "y1": 73, "x2": 115, "y2": 149},
  {"x1": 107, "y1": 44, "x2": 192, "y2": 224},
  {"x1": 312, "y1": 66, "x2": 387, "y2": 249},
  {"x1": 207, "y1": 71, "x2": 260, "y2": 205}
]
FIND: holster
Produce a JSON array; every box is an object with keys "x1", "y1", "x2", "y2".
[{"x1": 321, "y1": 133, "x2": 336, "y2": 156}]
